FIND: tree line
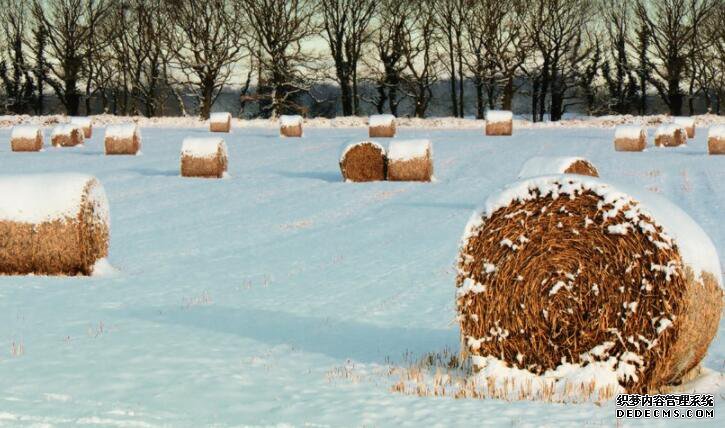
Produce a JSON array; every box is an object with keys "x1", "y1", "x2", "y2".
[{"x1": 0, "y1": 0, "x2": 722, "y2": 120}]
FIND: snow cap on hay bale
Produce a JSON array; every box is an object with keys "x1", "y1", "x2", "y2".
[
  {"x1": 485, "y1": 110, "x2": 513, "y2": 136},
  {"x1": 672, "y1": 116, "x2": 695, "y2": 138},
  {"x1": 280, "y1": 115, "x2": 303, "y2": 137},
  {"x1": 518, "y1": 156, "x2": 599, "y2": 179},
  {"x1": 104, "y1": 124, "x2": 141, "y2": 155},
  {"x1": 654, "y1": 124, "x2": 687, "y2": 147},
  {"x1": 209, "y1": 112, "x2": 232, "y2": 133},
  {"x1": 0, "y1": 174, "x2": 109, "y2": 276},
  {"x1": 180, "y1": 137, "x2": 228, "y2": 178},
  {"x1": 10, "y1": 126, "x2": 44, "y2": 152},
  {"x1": 51, "y1": 124, "x2": 84, "y2": 147},
  {"x1": 456, "y1": 175, "x2": 722, "y2": 397},
  {"x1": 614, "y1": 125, "x2": 647, "y2": 152},
  {"x1": 369, "y1": 114, "x2": 396, "y2": 138},
  {"x1": 386, "y1": 139, "x2": 433, "y2": 182},
  {"x1": 707, "y1": 125, "x2": 725, "y2": 155},
  {"x1": 70, "y1": 116, "x2": 93, "y2": 138},
  {"x1": 339, "y1": 141, "x2": 387, "y2": 182}
]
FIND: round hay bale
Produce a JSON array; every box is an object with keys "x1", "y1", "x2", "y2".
[
  {"x1": 654, "y1": 124, "x2": 687, "y2": 147},
  {"x1": 387, "y1": 140, "x2": 433, "y2": 182},
  {"x1": 339, "y1": 141, "x2": 387, "y2": 182},
  {"x1": 10, "y1": 126, "x2": 44, "y2": 152},
  {"x1": 210, "y1": 112, "x2": 232, "y2": 133},
  {"x1": 51, "y1": 124, "x2": 84, "y2": 147},
  {"x1": 180, "y1": 137, "x2": 228, "y2": 178},
  {"x1": 518, "y1": 157, "x2": 599, "y2": 179},
  {"x1": 369, "y1": 114, "x2": 396, "y2": 138},
  {"x1": 70, "y1": 117, "x2": 93, "y2": 138},
  {"x1": 280, "y1": 115, "x2": 303, "y2": 138},
  {"x1": 0, "y1": 174, "x2": 109, "y2": 276},
  {"x1": 614, "y1": 125, "x2": 647, "y2": 152},
  {"x1": 456, "y1": 175, "x2": 723, "y2": 394},
  {"x1": 707, "y1": 125, "x2": 725, "y2": 155},
  {"x1": 485, "y1": 110, "x2": 513, "y2": 136},
  {"x1": 105, "y1": 124, "x2": 141, "y2": 155},
  {"x1": 672, "y1": 117, "x2": 695, "y2": 139}
]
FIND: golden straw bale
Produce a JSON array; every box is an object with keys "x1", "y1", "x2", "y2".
[
  {"x1": 369, "y1": 114, "x2": 396, "y2": 138},
  {"x1": 10, "y1": 126, "x2": 44, "y2": 152},
  {"x1": 614, "y1": 125, "x2": 647, "y2": 152},
  {"x1": 707, "y1": 125, "x2": 725, "y2": 155},
  {"x1": 104, "y1": 124, "x2": 141, "y2": 155},
  {"x1": 485, "y1": 110, "x2": 513, "y2": 136},
  {"x1": 180, "y1": 137, "x2": 228, "y2": 178},
  {"x1": 386, "y1": 140, "x2": 433, "y2": 182},
  {"x1": 456, "y1": 176, "x2": 723, "y2": 394},
  {"x1": 339, "y1": 141, "x2": 387, "y2": 182},
  {"x1": 210, "y1": 112, "x2": 232, "y2": 133},
  {"x1": 70, "y1": 117, "x2": 93, "y2": 138},
  {"x1": 51, "y1": 124, "x2": 84, "y2": 147},
  {"x1": 654, "y1": 124, "x2": 687, "y2": 147},
  {"x1": 518, "y1": 157, "x2": 599, "y2": 179},
  {"x1": 280, "y1": 115, "x2": 303, "y2": 137},
  {"x1": 672, "y1": 117, "x2": 695, "y2": 138},
  {"x1": 0, "y1": 174, "x2": 109, "y2": 276}
]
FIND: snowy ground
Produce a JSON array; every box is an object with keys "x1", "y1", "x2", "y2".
[{"x1": 0, "y1": 122, "x2": 723, "y2": 427}]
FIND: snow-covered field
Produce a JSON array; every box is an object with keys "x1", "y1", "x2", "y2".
[{"x1": 0, "y1": 121, "x2": 723, "y2": 427}]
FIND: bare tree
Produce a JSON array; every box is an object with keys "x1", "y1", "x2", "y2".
[
  {"x1": 601, "y1": 0, "x2": 638, "y2": 114},
  {"x1": 694, "y1": 2, "x2": 724, "y2": 113},
  {"x1": 0, "y1": 0, "x2": 36, "y2": 114},
  {"x1": 400, "y1": 0, "x2": 439, "y2": 117},
  {"x1": 433, "y1": 0, "x2": 468, "y2": 117},
  {"x1": 321, "y1": 0, "x2": 376, "y2": 116},
  {"x1": 635, "y1": 0, "x2": 718, "y2": 115},
  {"x1": 164, "y1": 0, "x2": 247, "y2": 119}
]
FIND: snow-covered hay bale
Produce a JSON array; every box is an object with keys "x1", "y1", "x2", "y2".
[
  {"x1": 387, "y1": 140, "x2": 433, "y2": 182},
  {"x1": 614, "y1": 125, "x2": 647, "y2": 152},
  {"x1": 485, "y1": 110, "x2": 513, "y2": 136},
  {"x1": 456, "y1": 175, "x2": 722, "y2": 396},
  {"x1": 210, "y1": 112, "x2": 232, "y2": 133},
  {"x1": 180, "y1": 137, "x2": 228, "y2": 179},
  {"x1": 339, "y1": 141, "x2": 387, "y2": 182},
  {"x1": 707, "y1": 125, "x2": 725, "y2": 155},
  {"x1": 654, "y1": 124, "x2": 687, "y2": 147},
  {"x1": 51, "y1": 124, "x2": 84, "y2": 147},
  {"x1": 672, "y1": 117, "x2": 695, "y2": 138},
  {"x1": 0, "y1": 174, "x2": 109, "y2": 276},
  {"x1": 280, "y1": 115, "x2": 303, "y2": 137},
  {"x1": 104, "y1": 124, "x2": 141, "y2": 155},
  {"x1": 518, "y1": 157, "x2": 599, "y2": 179},
  {"x1": 10, "y1": 126, "x2": 44, "y2": 152},
  {"x1": 368, "y1": 114, "x2": 396, "y2": 138},
  {"x1": 70, "y1": 117, "x2": 93, "y2": 138}
]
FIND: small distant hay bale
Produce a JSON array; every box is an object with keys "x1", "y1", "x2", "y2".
[
  {"x1": 10, "y1": 126, "x2": 44, "y2": 152},
  {"x1": 70, "y1": 117, "x2": 93, "y2": 138},
  {"x1": 518, "y1": 156, "x2": 599, "y2": 179},
  {"x1": 369, "y1": 114, "x2": 396, "y2": 138},
  {"x1": 339, "y1": 141, "x2": 387, "y2": 182},
  {"x1": 280, "y1": 115, "x2": 303, "y2": 137},
  {"x1": 180, "y1": 137, "x2": 228, "y2": 178},
  {"x1": 51, "y1": 124, "x2": 84, "y2": 147},
  {"x1": 614, "y1": 125, "x2": 647, "y2": 152},
  {"x1": 654, "y1": 124, "x2": 687, "y2": 147},
  {"x1": 672, "y1": 117, "x2": 695, "y2": 138},
  {"x1": 485, "y1": 110, "x2": 513, "y2": 136},
  {"x1": 104, "y1": 124, "x2": 141, "y2": 155},
  {"x1": 210, "y1": 112, "x2": 232, "y2": 133},
  {"x1": 456, "y1": 175, "x2": 723, "y2": 394},
  {"x1": 387, "y1": 140, "x2": 433, "y2": 182},
  {"x1": 707, "y1": 125, "x2": 725, "y2": 155},
  {"x1": 0, "y1": 174, "x2": 109, "y2": 276}
]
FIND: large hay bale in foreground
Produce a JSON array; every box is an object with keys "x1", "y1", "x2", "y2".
[
  {"x1": 10, "y1": 126, "x2": 44, "y2": 152},
  {"x1": 210, "y1": 112, "x2": 232, "y2": 133},
  {"x1": 654, "y1": 124, "x2": 687, "y2": 147},
  {"x1": 708, "y1": 125, "x2": 725, "y2": 155},
  {"x1": 339, "y1": 141, "x2": 387, "y2": 182},
  {"x1": 456, "y1": 175, "x2": 723, "y2": 395},
  {"x1": 280, "y1": 115, "x2": 303, "y2": 137},
  {"x1": 104, "y1": 124, "x2": 141, "y2": 155},
  {"x1": 387, "y1": 140, "x2": 433, "y2": 182},
  {"x1": 672, "y1": 116, "x2": 695, "y2": 138},
  {"x1": 518, "y1": 156, "x2": 599, "y2": 179},
  {"x1": 180, "y1": 137, "x2": 228, "y2": 178},
  {"x1": 51, "y1": 124, "x2": 84, "y2": 147},
  {"x1": 485, "y1": 110, "x2": 513, "y2": 136},
  {"x1": 369, "y1": 114, "x2": 396, "y2": 138},
  {"x1": 70, "y1": 117, "x2": 93, "y2": 138},
  {"x1": 0, "y1": 174, "x2": 109, "y2": 275},
  {"x1": 614, "y1": 125, "x2": 647, "y2": 152}
]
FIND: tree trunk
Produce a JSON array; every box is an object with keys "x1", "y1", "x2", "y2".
[
  {"x1": 339, "y1": 76, "x2": 353, "y2": 116},
  {"x1": 475, "y1": 78, "x2": 484, "y2": 119},
  {"x1": 447, "y1": 33, "x2": 458, "y2": 117},
  {"x1": 502, "y1": 75, "x2": 514, "y2": 111}
]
